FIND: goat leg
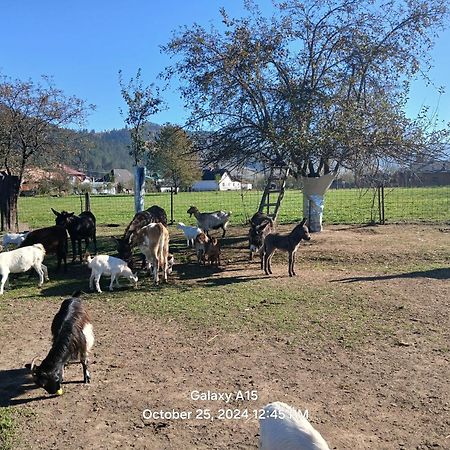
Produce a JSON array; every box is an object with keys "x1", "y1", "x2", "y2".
[{"x1": 81, "y1": 357, "x2": 91, "y2": 383}]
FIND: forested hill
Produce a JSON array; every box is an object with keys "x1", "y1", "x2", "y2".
[{"x1": 76, "y1": 123, "x2": 161, "y2": 175}]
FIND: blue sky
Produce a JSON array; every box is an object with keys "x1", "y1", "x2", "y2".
[{"x1": 1, "y1": 0, "x2": 449, "y2": 132}]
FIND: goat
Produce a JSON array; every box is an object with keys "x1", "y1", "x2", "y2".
[
  {"x1": 133, "y1": 223, "x2": 171, "y2": 284},
  {"x1": 0, "y1": 244, "x2": 48, "y2": 295},
  {"x1": 2, "y1": 231, "x2": 29, "y2": 248},
  {"x1": 194, "y1": 232, "x2": 209, "y2": 265},
  {"x1": 205, "y1": 237, "x2": 221, "y2": 266},
  {"x1": 259, "y1": 402, "x2": 330, "y2": 450},
  {"x1": 248, "y1": 212, "x2": 274, "y2": 264},
  {"x1": 262, "y1": 218, "x2": 310, "y2": 277},
  {"x1": 27, "y1": 292, "x2": 94, "y2": 395},
  {"x1": 87, "y1": 254, "x2": 138, "y2": 293},
  {"x1": 177, "y1": 222, "x2": 202, "y2": 247},
  {"x1": 187, "y1": 206, "x2": 231, "y2": 238},
  {"x1": 19, "y1": 226, "x2": 68, "y2": 271},
  {"x1": 116, "y1": 205, "x2": 168, "y2": 266},
  {"x1": 52, "y1": 208, "x2": 97, "y2": 263}
]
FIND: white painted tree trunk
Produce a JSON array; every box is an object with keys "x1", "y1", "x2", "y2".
[
  {"x1": 134, "y1": 166, "x2": 146, "y2": 213},
  {"x1": 302, "y1": 172, "x2": 335, "y2": 232}
]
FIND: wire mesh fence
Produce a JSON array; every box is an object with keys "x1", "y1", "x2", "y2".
[{"x1": 16, "y1": 185, "x2": 450, "y2": 230}]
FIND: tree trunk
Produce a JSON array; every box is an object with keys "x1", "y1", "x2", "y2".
[
  {"x1": 0, "y1": 172, "x2": 20, "y2": 232},
  {"x1": 301, "y1": 172, "x2": 335, "y2": 232},
  {"x1": 134, "y1": 166, "x2": 146, "y2": 213}
]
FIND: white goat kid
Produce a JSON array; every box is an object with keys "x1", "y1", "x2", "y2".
[
  {"x1": 0, "y1": 244, "x2": 48, "y2": 295},
  {"x1": 134, "y1": 223, "x2": 170, "y2": 284},
  {"x1": 2, "y1": 231, "x2": 29, "y2": 248},
  {"x1": 259, "y1": 402, "x2": 330, "y2": 450},
  {"x1": 176, "y1": 222, "x2": 202, "y2": 247},
  {"x1": 87, "y1": 254, "x2": 138, "y2": 293}
]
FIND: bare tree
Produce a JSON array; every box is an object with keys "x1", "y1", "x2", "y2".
[{"x1": 0, "y1": 74, "x2": 93, "y2": 229}]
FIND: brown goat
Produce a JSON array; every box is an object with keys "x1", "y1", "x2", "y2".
[
  {"x1": 262, "y1": 218, "x2": 310, "y2": 277},
  {"x1": 194, "y1": 232, "x2": 209, "y2": 265},
  {"x1": 205, "y1": 237, "x2": 221, "y2": 266},
  {"x1": 133, "y1": 223, "x2": 171, "y2": 284},
  {"x1": 20, "y1": 226, "x2": 68, "y2": 271}
]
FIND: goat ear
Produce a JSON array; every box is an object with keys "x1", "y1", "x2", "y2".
[
  {"x1": 68, "y1": 212, "x2": 75, "y2": 217},
  {"x1": 51, "y1": 208, "x2": 60, "y2": 216}
]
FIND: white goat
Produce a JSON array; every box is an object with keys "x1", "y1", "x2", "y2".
[
  {"x1": 87, "y1": 254, "x2": 138, "y2": 293},
  {"x1": 177, "y1": 222, "x2": 202, "y2": 247},
  {"x1": 2, "y1": 231, "x2": 29, "y2": 248},
  {"x1": 259, "y1": 402, "x2": 330, "y2": 450},
  {"x1": 134, "y1": 223, "x2": 171, "y2": 284},
  {"x1": 187, "y1": 206, "x2": 231, "y2": 237},
  {"x1": 0, "y1": 244, "x2": 48, "y2": 295}
]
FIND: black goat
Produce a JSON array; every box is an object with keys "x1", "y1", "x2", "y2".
[
  {"x1": 27, "y1": 292, "x2": 94, "y2": 395},
  {"x1": 115, "y1": 205, "x2": 168, "y2": 267},
  {"x1": 262, "y1": 218, "x2": 311, "y2": 277},
  {"x1": 20, "y1": 225, "x2": 68, "y2": 271},
  {"x1": 52, "y1": 208, "x2": 97, "y2": 263},
  {"x1": 248, "y1": 212, "x2": 274, "y2": 265}
]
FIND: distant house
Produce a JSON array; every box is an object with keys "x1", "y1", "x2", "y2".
[
  {"x1": 395, "y1": 159, "x2": 450, "y2": 187},
  {"x1": 101, "y1": 169, "x2": 134, "y2": 193},
  {"x1": 192, "y1": 168, "x2": 250, "y2": 191}
]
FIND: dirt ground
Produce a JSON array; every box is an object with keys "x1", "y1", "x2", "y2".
[{"x1": 0, "y1": 223, "x2": 449, "y2": 449}]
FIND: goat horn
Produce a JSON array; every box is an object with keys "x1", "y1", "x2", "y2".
[{"x1": 30, "y1": 356, "x2": 39, "y2": 372}]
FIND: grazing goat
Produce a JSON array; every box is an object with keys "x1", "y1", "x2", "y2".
[
  {"x1": 27, "y1": 292, "x2": 94, "y2": 395},
  {"x1": 263, "y1": 218, "x2": 310, "y2": 277},
  {"x1": 133, "y1": 223, "x2": 171, "y2": 284},
  {"x1": 116, "y1": 205, "x2": 168, "y2": 266},
  {"x1": 248, "y1": 212, "x2": 274, "y2": 264},
  {"x1": 205, "y1": 237, "x2": 221, "y2": 266},
  {"x1": 0, "y1": 244, "x2": 48, "y2": 295},
  {"x1": 194, "y1": 232, "x2": 209, "y2": 265},
  {"x1": 187, "y1": 206, "x2": 231, "y2": 238},
  {"x1": 87, "y1": 254, "x2": 138, "y2": 293},
  {"x1": 52, "y1": 208, "x2": 97, "y2": 263},
  {"x1": 259, "y1": 402, "x2": 330, "y2": 450},
  {"x1": 177, "y1": 222, "x2": 202, "y2": 247},
  {"x1": 19, "y1": 226, "x2": 68, "y2": 271},
  {"x1": 2, "y1": 231, "x2": 29, "y2": 248}
]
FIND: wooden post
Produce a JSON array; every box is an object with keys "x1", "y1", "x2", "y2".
[{"x1": 0, "y1": 172, "x2": 20, "y2": 232}]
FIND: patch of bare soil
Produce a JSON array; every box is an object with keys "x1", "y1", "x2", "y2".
[{"x1": 0, "y1": 224, "x2": 449, "y2": 449}]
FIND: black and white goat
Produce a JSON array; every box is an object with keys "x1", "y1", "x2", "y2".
[
  {"x1": 52, "y1": 208, "x2": 97, "y2": 263},
  {"x1": 27, "y1": 292, "x2": 94, "y2": 395},
  {"x1": 187, "y1": 205, "x2": 231, "y2": 238}
]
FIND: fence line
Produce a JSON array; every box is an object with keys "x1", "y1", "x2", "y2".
[{"x1": 16, "y1": 186, "x2": 450, "y2": 230}]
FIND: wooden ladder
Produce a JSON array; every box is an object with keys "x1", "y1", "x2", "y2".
[{"x1": 258, "y1": 165, "x2": 290, "y2": 221}]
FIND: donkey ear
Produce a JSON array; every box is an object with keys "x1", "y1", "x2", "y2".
[
  {"x1": 300, "y1": 217, "x2": 307, "y2": 226},
  {"x1": 51, "y1": 208, "x2": 60, "y2": 216}
]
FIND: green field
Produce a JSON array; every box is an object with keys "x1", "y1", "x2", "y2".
[{"x1": 16, "y1": 186, "x2": 450, "y2": 229}]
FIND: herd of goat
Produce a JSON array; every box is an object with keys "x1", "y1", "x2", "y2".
[
  {"x1": 0, "y1": 204, "x2": 311, "y2": 294},
  {"x1": 0, "y1": 205, "x2": 330, "y2": 449}
]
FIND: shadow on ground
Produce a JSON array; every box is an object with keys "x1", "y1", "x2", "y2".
[{"x1": 331, "y1": 267, "x2": 450, "y2": 283}]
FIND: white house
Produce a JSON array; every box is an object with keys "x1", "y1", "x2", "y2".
[{"x1": 192, "y1": 169, "x2": 250, "y2": 191}]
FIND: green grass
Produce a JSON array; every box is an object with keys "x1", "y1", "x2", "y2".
[
  {"x1": 0, "y1": 408, "x2": 16, "y2": 450},
  {"x1": 15, "y1": 186, "x2": 450, "y2": 229}
]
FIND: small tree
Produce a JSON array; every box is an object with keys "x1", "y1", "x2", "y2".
[
  {"x1": 119, "y1": 69, "x2": 162, "y2": 211},
  {"x1": 148, "y1": 124, "x2": 201, "y2": 193}
]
